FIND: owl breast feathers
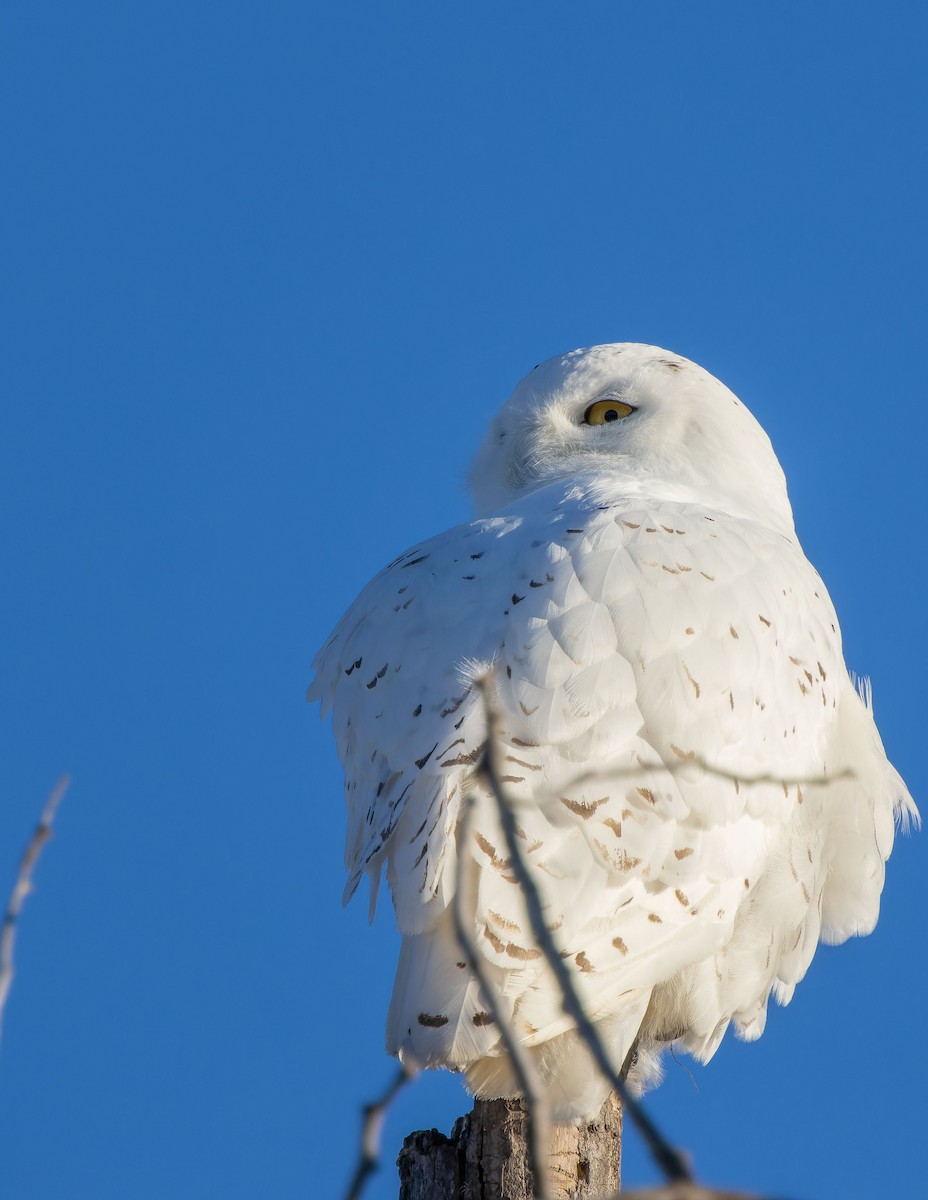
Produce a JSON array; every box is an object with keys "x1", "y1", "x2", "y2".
[{"x1": 309, "y1": 343, "x2": 916, "y2": 1120}]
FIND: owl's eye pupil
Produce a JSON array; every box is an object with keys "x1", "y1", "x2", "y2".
[{"x1": 583, "y1": 398, "x2": 636, "y2": 425}]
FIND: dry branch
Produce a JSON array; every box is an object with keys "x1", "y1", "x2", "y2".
[
  {"x1": 343, "y1": 1061, "x2": 418, "y2": 1200},
  {"x1": 0, "y1": 776, "x2": 69, "y2": 1048}
]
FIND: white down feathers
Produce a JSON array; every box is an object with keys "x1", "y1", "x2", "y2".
[{"x1": 309, "y1": 343, "x2": 915, "y2": 1120}]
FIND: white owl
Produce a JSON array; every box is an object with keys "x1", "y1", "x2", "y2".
[{"x1": 309, "y1": 344, "x2": 916, "y2": 1120}]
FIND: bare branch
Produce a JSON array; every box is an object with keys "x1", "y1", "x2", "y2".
[
  {"x1": 563, "y1": 756, "x2": 853, "y2": 798},
  {"x1": 343, "y1": 1061, "x2": 418, "y2": 1200},
  {"x1": 0, "y1": 776, "x2": 70, "y2": 1049},
  {"x1": 474, "y1": 675, "x2": 693, "y2": 1185},
  {"x1": 453, "y1": 787, "x2": 553, "y2": 1200}
]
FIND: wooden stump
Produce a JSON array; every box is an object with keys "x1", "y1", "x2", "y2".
[{"x1": 398, "y1": 1093, "x2": 622, "y2": 1199}]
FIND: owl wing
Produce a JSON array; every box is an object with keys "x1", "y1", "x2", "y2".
[{"x1": 309, "y1": 509, "x2": 534, "y2": 921}]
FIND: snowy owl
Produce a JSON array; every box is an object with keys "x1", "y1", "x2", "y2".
[{"x1": 309, "y1": 343, "x2": 915, "y2": 1120}]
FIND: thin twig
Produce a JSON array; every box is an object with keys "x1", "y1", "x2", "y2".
[
  {"x1": 562, "y1": 757, "x2": 853, "y2": 797},
  {"x1": 343, "y1": 1061, "x2": 418, "y2": 1200},
  {"x1": 474, "y1": 675, "x2": 693, "y2": 1184},
  {"x1": 0, "y1": 776, "x2": 70, "y2": 1049},
  {"x1": 453, "y1": 787, "x2": 553, "y2": 1200}
]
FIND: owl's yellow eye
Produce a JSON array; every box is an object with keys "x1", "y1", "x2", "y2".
[{"x1": 583, "y1": 399, "x2": 636, "y2": 425}]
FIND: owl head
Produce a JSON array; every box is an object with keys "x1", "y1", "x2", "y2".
[{"x1": 469, "y1": 343, "x2": 793, "y2": 534}]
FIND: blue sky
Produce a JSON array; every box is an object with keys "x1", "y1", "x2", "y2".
[{"x1": 1, "y1": 3, "x2": 925, "y2": 1197}]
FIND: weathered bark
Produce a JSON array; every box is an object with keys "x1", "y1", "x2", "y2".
[{"x1": 397, "y1": 1093, "x2": 622, "y2": 1200}]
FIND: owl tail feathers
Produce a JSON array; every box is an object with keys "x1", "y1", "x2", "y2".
[
  {"x1": 465, "y1": 993, "x2": 654, "y2": 1123},
  {"x1": 386, "y1": 910, "x2": 510, "y2": 1071},
  {"x1": 387, "y1": 912, "x2": 656, "y2": 1122}
]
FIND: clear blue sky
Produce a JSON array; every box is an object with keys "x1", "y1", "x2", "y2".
[{"x1": 1, "y1": 4, "x2": 924, "y2": 1198}]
